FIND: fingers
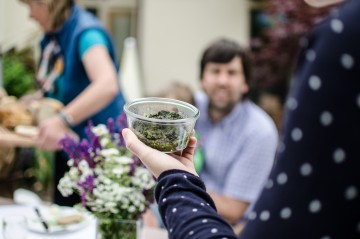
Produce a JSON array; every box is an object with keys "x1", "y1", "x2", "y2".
[
  {"x1": 181, "y1": 136, "x2": 197, "y2": 159},
  {"x1": 122, "y1": 128, "x2": 151, "y2": 159}
]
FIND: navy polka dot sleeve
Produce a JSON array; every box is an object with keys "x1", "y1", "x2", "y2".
[
  {"x1": 155, "y1": 170, "x2": 238, "y2": 239},
  {"x1": 155, "y1": 1, "x2": 360, "y2": 238}
]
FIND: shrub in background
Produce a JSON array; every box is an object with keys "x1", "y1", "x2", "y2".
[{"x1": 3, "y1": 48, "x2": 36, "y2": 98}]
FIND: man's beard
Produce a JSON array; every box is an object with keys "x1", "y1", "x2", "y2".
[{"x1": 208, "y1": 100, "x2": 236, "y2": 117}]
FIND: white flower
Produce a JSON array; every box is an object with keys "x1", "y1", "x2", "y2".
[
  {"x1": 100, "y1": 137, "x2": 110, "y2": 147},
  {"x1": 91, "y1": 124, "x2": 109, "y2": 136},
  {"x1": 58, "y1": 176, "x2": 74, "y2": 196},
  {"x1": 67, "y1": 159, "x2": 74, "y2": 167},
  {"x1": 69, "y1": 167, "x2": 79, "y2": 179},
  {"x1": 101, "y1": 148, "x2": 120, "y2": 157},
  {"x1": 58, "y1": 120, "x2": 156, "y2": 220},
  {"x1": 113, "y1": 156, "x2": 133, "y2": 164},
  {"x1": 78, "y1": 160, "x2": 89, "y2": 172}
]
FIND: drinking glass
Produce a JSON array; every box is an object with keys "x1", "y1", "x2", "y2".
[{"x1": 2, "y1": 215, "x2": 27, "y2": 239}]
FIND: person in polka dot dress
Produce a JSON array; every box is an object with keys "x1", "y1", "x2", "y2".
[{"x1": 122, "y1": 0, "x2": 360, "y2": 238}]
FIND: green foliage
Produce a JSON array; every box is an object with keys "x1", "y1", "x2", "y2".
[
  {"x1": 31, "y1": 149, "x2": 54, "y2": 191},
  {"x1": 3, "y1": 49, "x2": 36, "y2": 98}
]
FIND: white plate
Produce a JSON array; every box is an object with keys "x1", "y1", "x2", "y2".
[{"x1": 27, "y1": 206, "x2": 90, "y2": 234}]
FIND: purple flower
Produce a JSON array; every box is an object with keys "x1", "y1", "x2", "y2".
[
  {"x1": 79, "y1": 139, "x2": 95, "y2": 168},
  {"x1": 78, "y1": 176, "x2": 95, "y2": 207},
  {"x1": 85, "y1": 121, "x2": 95, "y2": 141},
  {"x1": 90, "y1": 135, "x2": 102, "y2": 156},
  {"x1": 116, "y1": 112, "x2": 127, "y2": 130},
  {"x1": 59, "y1": 135, "x2": 81, "y2": 162}
]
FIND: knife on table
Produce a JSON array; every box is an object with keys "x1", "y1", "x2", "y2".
[{"x1": 34, "y1": 207, "x2": 49, "y2": 232}]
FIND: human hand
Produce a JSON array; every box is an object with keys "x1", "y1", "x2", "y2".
[
  {"x1": 19, "y1": 90, "x2": 43, "y2": 106},
  {"x1": 122, "y1": 128, "x2": 199, "y2": 179},
  {"x1": 36, "y1": 115, "x2": 76, "y2": 151}
]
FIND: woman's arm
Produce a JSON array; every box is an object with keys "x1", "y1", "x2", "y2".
[
  {"x1": 37, "y1": 44, "x2": 119, "y2": 151},
  {"x1": 122, "y1": 129, "x2": 238, "y2": 239},
  {"x1": 156, "y1": 170, "x2": 238, "y2": 239},
  {"x1": 60, "y1": 45, "x2": 119, "y2": 125}
]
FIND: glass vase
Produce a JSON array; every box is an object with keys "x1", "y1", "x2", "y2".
[{"x1": 97, "y1": 218, "x2": 142, "y2": 239}]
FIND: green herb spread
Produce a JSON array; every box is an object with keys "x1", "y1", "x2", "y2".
[{"x1": 132, "y1": 110, "x2": 190, "y2": 152}]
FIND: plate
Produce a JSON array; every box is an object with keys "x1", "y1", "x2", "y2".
[{"x1": 27, "y1": 205, "x2": 90, "y2": 234}]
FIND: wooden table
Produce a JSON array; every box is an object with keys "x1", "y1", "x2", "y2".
[
  {"x1": 0, "y1": 196, "x2": 14, "y2": 205},
  {"x1": 0, "y1": 126, "x2": 35, "y2": 148}
]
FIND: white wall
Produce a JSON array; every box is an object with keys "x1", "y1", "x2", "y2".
[
  {"x1": 78, "y1": 0, "x2": 137, "y2": 27},
  {"x1": 138, "y1": 0, "x2": 250, "y2": 96},
  {"x1": 0, "y1": 0, "x2": 40, "y2": 52}
]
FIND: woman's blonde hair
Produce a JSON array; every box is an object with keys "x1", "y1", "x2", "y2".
[
  {"x1": 46, "y1": 0, "x2": 75, "y2": 30},
  {"x1": 23, "y1": 0, "x2": 74, "y2": 30}
]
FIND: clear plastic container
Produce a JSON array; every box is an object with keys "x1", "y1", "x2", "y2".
[{"x1": 123, "y1": 97, "x2": 200, "y2": 153}]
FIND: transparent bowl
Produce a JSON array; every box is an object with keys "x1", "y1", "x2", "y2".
[{"x1": 123, "y1": 97, "x2": 200, "y2": 153}]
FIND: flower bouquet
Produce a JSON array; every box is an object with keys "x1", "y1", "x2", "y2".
[{"x1": 57, "y1": 114, "x2": 156, "y2": 239}]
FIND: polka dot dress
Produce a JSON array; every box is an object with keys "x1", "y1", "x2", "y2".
[
  {"x1": 240, "y1": 0, "x2": 360, "y2": 238},
  {"x1": 155, "y1": 1, "x2": 360, "y2": 238}
]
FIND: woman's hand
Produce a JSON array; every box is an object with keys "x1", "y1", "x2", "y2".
[
  {"x1": 122, "y1": 128, "x2": 199, "y2": 179},
  {"x1": 36, "y1": 115, "x2": 77, "y2": 151}
]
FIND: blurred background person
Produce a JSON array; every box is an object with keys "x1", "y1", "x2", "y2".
[
  {"x1": 156, "y1": 81, "x2": 204, "y2": 173},
  {"x1": 194, "y1": 38, "x2": 278, "y2": 226},
  {"x1": 20, "y1": 0, "x2": 126, "y2": 206},
  {"x1": 143, "y1": 81, "x2": 205, "y2": 228}
]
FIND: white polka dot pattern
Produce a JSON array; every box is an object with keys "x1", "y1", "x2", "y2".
[
  {"x1": 291, "y1": 128, "x2": 303, "y2": 141},
  {"x1": 280, "y1": 207, "x2": 292, "y2": 219},
  {"x1": 260, "y1": 211, "x2": 270, "y2": 221},
  {"x1": 341, "y1": 54, "x2": 354, "y2": 69},
  {"x1": 300, "y1": 163, "x2": 313, "y2": 176},
  {"x1": 320, "y1": 111, "x2": 333, "y2": 126},
  {"x1": 355, "y1": 94, "x2": 360, "y2": 108},
  {"x1": 286, "y1": 97, "x2": 298, "y2": 110},
  {"x1": 320, "y1": 236, "x2": 331, "y2": 239},
  {"x1": 248, "y1": 211, "x2": 257, "y2": 220},
  {"x1": 333, "y1": 148, "x2": 346, "y2": 164},
  {"x1": 309, "y1": 75, "x2": 322, "y2": 90},
  {"x1": 306, "y1": 49, "x2": 317, "y2": 61},
  {"x1": 277, "y1": 172, "x2": 288, "y2": 185},
  {"x1": 172, "y1": 208, "x2": 177, "y2": 213},
  {"x1": 154, "y1": 2, "x2": 360, "y2": 237},
  {"x1": 309, "y1": 200, "x2": 322, "y2": 213},
  {"x1": 331, "y1": 19, "x2": 344, "y2": 33},
  {"x1": 265, "y1": 179, "x2": 274, "y2": 189},
  {"x1": 345, "y1": 186, "x2": 358, "y2": 200}
]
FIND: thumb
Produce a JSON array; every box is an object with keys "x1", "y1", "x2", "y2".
[{"x1": 122, "y1": 128, "x2": 150, "y2": 158}]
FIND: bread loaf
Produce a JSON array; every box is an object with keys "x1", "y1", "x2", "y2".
[{"x1": 0, "y1": 97, "x2": 34, "y2": 129}]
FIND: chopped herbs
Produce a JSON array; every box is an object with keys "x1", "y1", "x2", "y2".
[{"x1": 132, "y1": 110, "x2": 190, "y2": 152}]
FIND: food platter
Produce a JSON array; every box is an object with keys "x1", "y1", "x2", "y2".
[{"x1": 27, "y1": 206, "x2": 90, "y2": 234}]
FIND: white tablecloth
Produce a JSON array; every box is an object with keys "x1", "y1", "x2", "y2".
[
  {"x1": 0, "y1": 205, "x2": 96, "y2": 239},
  {"x1": 0, "y1": 205, "x2": 168, "y2": 239}
]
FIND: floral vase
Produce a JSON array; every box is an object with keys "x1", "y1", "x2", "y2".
[{"x1": 97, "y1": 218, "x2": 143, "y2": 239}]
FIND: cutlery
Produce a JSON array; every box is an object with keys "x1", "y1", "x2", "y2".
[{"x1": 34, "y1": 207, "x2": 49, "y2": 232}]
